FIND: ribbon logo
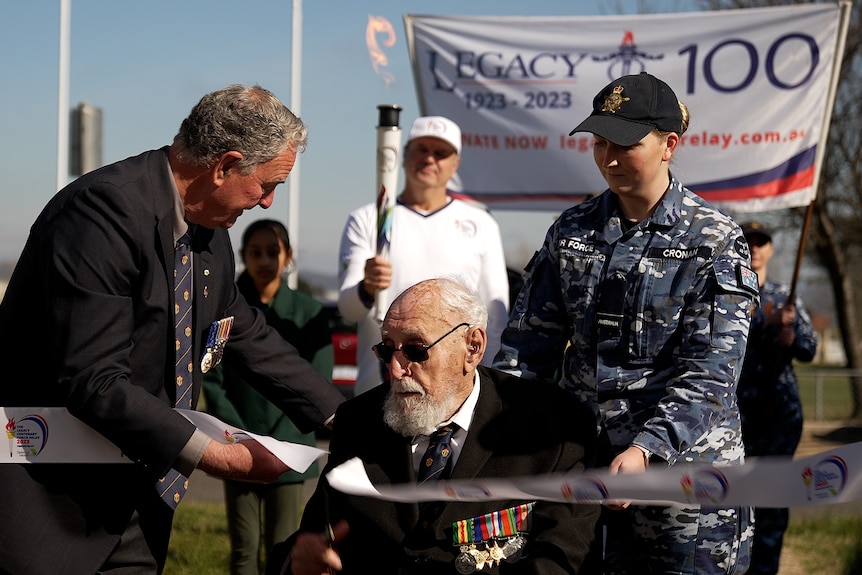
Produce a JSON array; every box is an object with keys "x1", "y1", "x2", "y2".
[
  {"x1": 6, "y1": 414, "x2": 48, "y2": 458},
  {"x1": 681, "y1": 469, "x2": 729, "y2": 504},
  {"x1": 804, "y1": 456, "x2": 847, "y2": 501}
]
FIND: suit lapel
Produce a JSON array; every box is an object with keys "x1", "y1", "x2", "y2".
[
  {"x1": 154, "y1": 147, "x2": 179, "y2": 293},
  {"x1": 360, "y1": 423, "x2": 422, "y2": 529},
  {"x1": 449, "y1": 372, "x2": 497, "y2": 481},
  {"x1": 156, "y1": 214, "x2": 176, "y2": 398},
  {"x1": 364, "y1": 426, "x2": 415, "y2": 486},
  {"x1": 189, "y1": 227, "x2": 217, "y2": 404}
]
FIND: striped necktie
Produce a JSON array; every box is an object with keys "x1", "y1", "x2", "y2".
[
  {"x1": 418, "y1": 425, "x2": 457, "y2": 484},
  {"x1": 158, "y1": 232, "x2": 193, "y2": 508},
  {"x1": 174, "y1": 233, "x2": 193, "y2": 409}
]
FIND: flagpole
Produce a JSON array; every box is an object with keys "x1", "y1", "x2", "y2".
[
  {"x1": 787, "y1": 0, "x2": 851, "y2": 302},
  {"x1": 287, "y1": 0, "x2": 302, "y2": 290},
  {"x1": 56, "y1": 0, "x2": 71, "y2": 193},
  {"x1": 787, "y1": 203, "x2": 814, "y2": 303}
]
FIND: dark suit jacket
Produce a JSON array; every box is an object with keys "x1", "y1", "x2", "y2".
[
  {"x1": 0, "y1": 148, "x2": 345, "y2": 575},
  {"x1": 270, "y1": 366, "x2": 599, "y2": 575}
]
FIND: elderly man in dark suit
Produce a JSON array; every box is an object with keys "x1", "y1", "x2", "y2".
[
  {"x1": 0, "y1": 84, "x2": 344, "y2": 575},
  {"x1": 270, "y1": 277, "x2": 599, "y2": 575}
]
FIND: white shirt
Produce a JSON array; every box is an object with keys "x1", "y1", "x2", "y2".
[
  {"x1": 411, "y1": 371, "x2": 481, "y2": 474},
  {"x1": 337, "y1": 197, "x2": 510, "y2": 395}
]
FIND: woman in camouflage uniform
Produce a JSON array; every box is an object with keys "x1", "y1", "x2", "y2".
[
  {"x1": 737, "y1": 221, "x2": 818, "y2": 575},
  {"x1": 495, "y1": 73, "x2": 758, "y2": 574}
]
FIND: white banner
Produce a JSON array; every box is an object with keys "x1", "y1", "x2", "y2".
[
  {"x1": 404, "y1": 4, "x2": 842, "y2": 212},
  {"x1": 328, "y1": 441, "x2": 862, "y2": 508}
]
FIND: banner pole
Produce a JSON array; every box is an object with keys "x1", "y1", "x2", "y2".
[
  {"x1": 787, "y1": 0, "x2": 851, "y2": 302},
  {"x1": 787, "y1": 202, "x2": 814, "y2": 303}
]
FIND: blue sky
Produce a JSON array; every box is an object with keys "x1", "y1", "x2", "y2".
[{"x1": 0, "y1": 0, "x2": 695, "y2": 281}]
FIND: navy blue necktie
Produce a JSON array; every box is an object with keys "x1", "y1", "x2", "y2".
[
  {"x1": 158, "y1": 233, "x2": 193, "y2": 508},
  {"x1": 418, "y1": 425, "x2": 457, "y2": 484},
  {"x1": 174, "y1": 233, "x2": 194, "y2": 409}
]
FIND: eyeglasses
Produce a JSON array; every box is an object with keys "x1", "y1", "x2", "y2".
[{"x1": 372, "y1": 322, "x2": 470, "y2": 364}]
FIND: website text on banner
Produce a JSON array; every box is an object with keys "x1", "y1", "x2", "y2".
[{"x1": 404, "y1": 4, "x2": 840, "y2": 213}]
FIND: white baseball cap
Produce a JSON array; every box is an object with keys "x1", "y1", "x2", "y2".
[{"x1": 406, "y1": 116, "x2": 462, "y2": 155}]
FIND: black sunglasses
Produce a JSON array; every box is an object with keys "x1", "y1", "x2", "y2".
[{"x1": 372, "y1": 322, "x2": 471, "y2": 364}]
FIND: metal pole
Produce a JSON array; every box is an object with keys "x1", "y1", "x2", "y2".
[
  {"x1": 286, "y1": 0, "x2": 302, "y2": 290},
  {"x1": 56, "y1": 0, "x2": 71, "y2": 192}
]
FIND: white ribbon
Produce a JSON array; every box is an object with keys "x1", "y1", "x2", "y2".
[
  {"x1": 327, "y1": 442, "x2": 862, "y2": 508},
  {"x1": 2, "y1": 407, "x2": 326, "y2": 473}
]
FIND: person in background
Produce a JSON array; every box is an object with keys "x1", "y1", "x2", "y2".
[
  {"x1": 0, "y1": 84, "x2": 344, "y2": 575},
  {"x1": 495, "y1": 72, "x2": 757, "y2": 574},
  {"x1": 337, "y1": 115, "x2": 509, "y2": 396},
  {"x1": 269, "y1": 277, "x2": 599, "y2": 575},
  {"x1": 737, "y1": 221, "x2": 818, "y2": 575},
  {"x1": 204, "y1": 219, "x2": 334, "y2": 575}
]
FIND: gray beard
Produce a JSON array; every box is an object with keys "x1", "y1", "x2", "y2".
[{"x1": 383, "y1": 378, "x2": 459, "y2": 437}]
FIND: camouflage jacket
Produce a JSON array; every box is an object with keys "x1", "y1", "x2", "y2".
[{"x1": 495, "y1": 177, "x2": 758, "y2": 466}]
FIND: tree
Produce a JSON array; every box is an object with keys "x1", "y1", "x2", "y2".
[{"x1": 699, "y1": 0, "x2": 862, "y2": 418}]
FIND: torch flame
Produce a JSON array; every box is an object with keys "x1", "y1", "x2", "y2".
[
  {"x1": 366, "y1": 15, "x2": 396, "y2": 87},
  {"x1": 621, "y1": 30, "x2": 635, "y2": 46},
  {"x1": 5, "y1": 418, "x2": 14, "y2": 433}
]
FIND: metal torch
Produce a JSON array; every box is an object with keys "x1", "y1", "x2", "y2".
[{"x1": 374, "y1": 104, "x2": 402, "y2": 323}]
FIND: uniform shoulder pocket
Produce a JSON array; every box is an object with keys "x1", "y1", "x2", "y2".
[{"x1": 713, "y1": 259, "x2": 759, "y2": 297}]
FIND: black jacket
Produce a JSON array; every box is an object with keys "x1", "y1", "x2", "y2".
[
  {"x1": 0, "y1": 148, "x2": 344, "y2": 574},
  {"x1": 270, "y1": 366, "x2": 599, "y2": 575}
]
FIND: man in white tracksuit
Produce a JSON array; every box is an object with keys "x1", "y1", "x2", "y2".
[{"x1": 337, "y1": 115, "x2": 509, "y2": 395}]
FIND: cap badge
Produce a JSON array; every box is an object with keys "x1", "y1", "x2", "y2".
[{"x1": 602, "y1": 85, "x2": 629, "y2": 113}]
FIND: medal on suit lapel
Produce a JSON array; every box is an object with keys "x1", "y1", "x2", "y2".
[{"x1": 201, "y1": 316, "x2": 234, "y2": 373}]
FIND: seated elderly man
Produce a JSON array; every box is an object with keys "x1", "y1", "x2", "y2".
[{"x1": 268, "y1": 277, "x2": 599, "y2": 575}]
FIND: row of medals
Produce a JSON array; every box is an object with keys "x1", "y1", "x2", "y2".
[{"x1": 455, "y1": 534, "x2": 526, "y2": 573}]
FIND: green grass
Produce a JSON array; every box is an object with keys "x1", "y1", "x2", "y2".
[
  {"x1": 796, "y1": 364, "x2": 857, "y2": 421},
  {"x1": 784, "y1": 514, "x2": 862, "y2": 575},
  {"x1": 165, "y1": 502, "x2": 231, "y2": 574}
]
